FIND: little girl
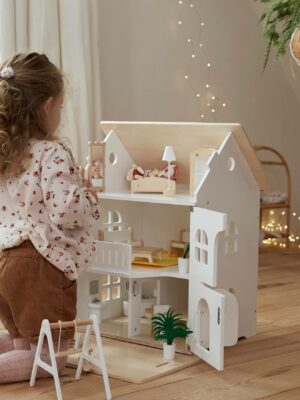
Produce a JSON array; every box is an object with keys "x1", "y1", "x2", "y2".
[{"x1": 0, "y1": 53, "x2": 100, "y2": 382}]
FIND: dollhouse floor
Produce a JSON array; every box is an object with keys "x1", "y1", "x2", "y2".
[
  {"x1": 68, "y1": 336, "x2": 199, "y2": 384},
  {"x1": 100, "y1": 315, "x2": 190, "y2": 355},
  {"x1": 2, "y1": 250, "x2": 300, "y2": 399}
]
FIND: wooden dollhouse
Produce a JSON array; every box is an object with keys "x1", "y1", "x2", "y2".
[{"x1": 77, "y1": 121, "x2": 269, "y2": 371}]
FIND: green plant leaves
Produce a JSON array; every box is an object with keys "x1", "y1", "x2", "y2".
[
  {"x1": 151, "y1": 308, "x2": 193, "y2": 346},
  {"x1": 256, "y1": 0, "x2": 300, "y2": 70}
]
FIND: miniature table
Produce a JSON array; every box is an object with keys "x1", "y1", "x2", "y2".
[{"x1": 132, "y1": 247, "x2": 163, "y2": 263}]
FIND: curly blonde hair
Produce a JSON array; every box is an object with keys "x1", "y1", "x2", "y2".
[{"x1": 0, "y1": 52, "x2": 64, "y2": 176}]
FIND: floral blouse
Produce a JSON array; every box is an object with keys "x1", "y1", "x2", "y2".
[{"x1": 0, "y1": 139, "x2": 100, "y2": 280}]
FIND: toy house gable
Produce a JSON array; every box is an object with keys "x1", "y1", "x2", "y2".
[
  {"x1": 195, "y1": 132, "x2": 260, "y2": 208},
  {"x1": 103, "y1": 129, "x2": 133, "y2": 192}
]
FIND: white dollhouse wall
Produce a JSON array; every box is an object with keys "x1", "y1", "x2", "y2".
[
  {"x1": 98, "y1": 200, "x2": 190, "y2": 252},
  {"x1": 188, "y1": 207, "x2": 239, "y2": 370},
  {"x1": 195, "y1": 133, "x2": 260, "y2": 338}
]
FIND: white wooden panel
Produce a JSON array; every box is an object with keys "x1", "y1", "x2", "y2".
[
  {"x1": 217, "y1": 289, "x2": 238, "y2": 346},
  {"x1": 128, "y1": 280, "x2": 142, "y2": 336},
  {"x1": 196, "y1": 133, "x2": 259, "y2": 339},
  {"x1": 93, "y1": 241, "x2": 132, "y2": 275},
  {"x1": 190, "y1": 207, "x2": 227, "y2": 287},
  {"x1": 102, "y1": 129, "x2": 134, "y2": 192},
  {"x1": 189, "y1": 284, "x2": 225, "y2": 371}
]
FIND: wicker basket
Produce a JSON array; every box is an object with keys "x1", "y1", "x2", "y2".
[{"x1": 290, "y1": 27, "x2": 300, "y2": 65}]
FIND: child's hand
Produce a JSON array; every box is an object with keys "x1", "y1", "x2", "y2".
[{"x1": 79, "y1": 166, "x2": 98, "y2": 201}]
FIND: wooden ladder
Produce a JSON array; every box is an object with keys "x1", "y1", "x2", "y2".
[{"x1": 30, "y1": 314, "x2": 112, "y2": 400}]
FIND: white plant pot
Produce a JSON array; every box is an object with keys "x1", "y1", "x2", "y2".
[
  {"x1": 163, "y1": 343, "x2": 176, "y2": 361},
  {"x1": 178, "y1": 257, "x2": 189, "y2": 274}
]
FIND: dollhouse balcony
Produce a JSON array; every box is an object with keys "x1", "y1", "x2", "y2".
[{"x1": 88, "y1": 241, "x2": 189, "y2": 280}]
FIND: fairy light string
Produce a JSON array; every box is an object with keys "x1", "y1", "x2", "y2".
[
  {"x1": 262, "y1": 209, "x2": 300, "y2": 248},
  {"x1": 177, "y1": 0, "x2": 227, "y2": 119}
]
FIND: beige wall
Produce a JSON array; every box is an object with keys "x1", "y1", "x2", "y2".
[{"x1": 97, "y1": 0, "x2": 300, "y2": 224}]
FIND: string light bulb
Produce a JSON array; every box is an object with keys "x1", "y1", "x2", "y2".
[{"x1": 177, "y1": 1, "x2": 227, "y2": 119}]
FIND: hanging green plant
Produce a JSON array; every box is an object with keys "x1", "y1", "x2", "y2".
[{"x1": 257, "y1": 0, "x2": 300, "y2": 70}]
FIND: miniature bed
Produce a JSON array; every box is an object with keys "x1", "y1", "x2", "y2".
[{"x1": 77, "y1": 121, "x2": 269, "y2": 371}]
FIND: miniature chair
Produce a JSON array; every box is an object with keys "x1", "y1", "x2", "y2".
[
  {"x1": 169, "y1": 229, "x2": 189, "y2": 257},
  {"x1": 132, "y1": 247, "x2": 163, "y2": 263},
  {"x1": 30, "y1": 314, "x2": 112, "y2": 400}
]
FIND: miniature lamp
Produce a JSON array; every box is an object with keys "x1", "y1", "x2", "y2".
[{"x1": 162, "y1": 146, "x2": 176, "y2": 197}]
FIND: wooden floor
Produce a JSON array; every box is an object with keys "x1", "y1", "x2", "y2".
[{"x1": 1, "y1": 251, "x2": 300, "y2": 399}]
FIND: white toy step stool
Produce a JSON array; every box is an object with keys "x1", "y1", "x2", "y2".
[{"x1": 30, "y1": 314, "x2": 112, "y2": 400}]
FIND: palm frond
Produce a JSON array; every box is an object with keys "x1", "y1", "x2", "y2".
[{"x1": 151, "y1": 307, "x2": 193, "y2": 345}]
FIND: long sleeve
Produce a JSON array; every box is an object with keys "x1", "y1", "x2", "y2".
[{"x1": 41, "y1": 143, "x2": 100, "y2": 230}]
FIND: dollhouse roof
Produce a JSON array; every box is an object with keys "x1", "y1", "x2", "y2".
[{"x1": 99, "y1": 121, "x2": 269, "y2": 191}]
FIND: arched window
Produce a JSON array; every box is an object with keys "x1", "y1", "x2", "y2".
[
  {"x1": 104, "y1": 210, "x2": 123, "y2": 232},
  {"x1": 198, "y1": 298, "x2": 210, "y2": 349}
]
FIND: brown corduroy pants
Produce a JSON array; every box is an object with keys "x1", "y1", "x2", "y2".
[{"x1": 0, "y1": 240, "x2": 77, "y2": 342}]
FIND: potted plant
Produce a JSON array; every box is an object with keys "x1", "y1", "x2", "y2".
[
  {"x1": 151, "y1": 308, "x2": 193, "y2": 361},
  {"x1": 257, "y1": 0, "x2": 300, "y2": 70}
]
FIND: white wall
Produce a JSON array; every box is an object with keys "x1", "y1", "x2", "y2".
[{"x1": 97, "y1": 0, "x2": 300, "y2": 224}]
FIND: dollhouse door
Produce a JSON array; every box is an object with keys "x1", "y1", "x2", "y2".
[
  {"x1": 189, "y1": 284, "x2": 225, "y2": 371},
  {"x1": 189, "y1": 207, "x2": 226, "y2": 370},
  {"x1": 190, "y1": 207, "x2": 227, "y2": 287}
]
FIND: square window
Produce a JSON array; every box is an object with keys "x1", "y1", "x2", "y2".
[
  {"x1": 101, "y1": 287, "x2": 110, "y2": 302},
  {"x1": 112, "y1": 276, "x2": 120, "y2": 284},
  {"x1": 196, "y1": 247, "x2": 201, "y2": 262},
  {"x1": 101, "y1": 275, "x2": 110, "y2": 286},
  {"x1": 112, "y1": 286, "x2": 120, "y2": 300},
  {"x1": 202, "y1": 250, "x2": 208, "y2": 265}
]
